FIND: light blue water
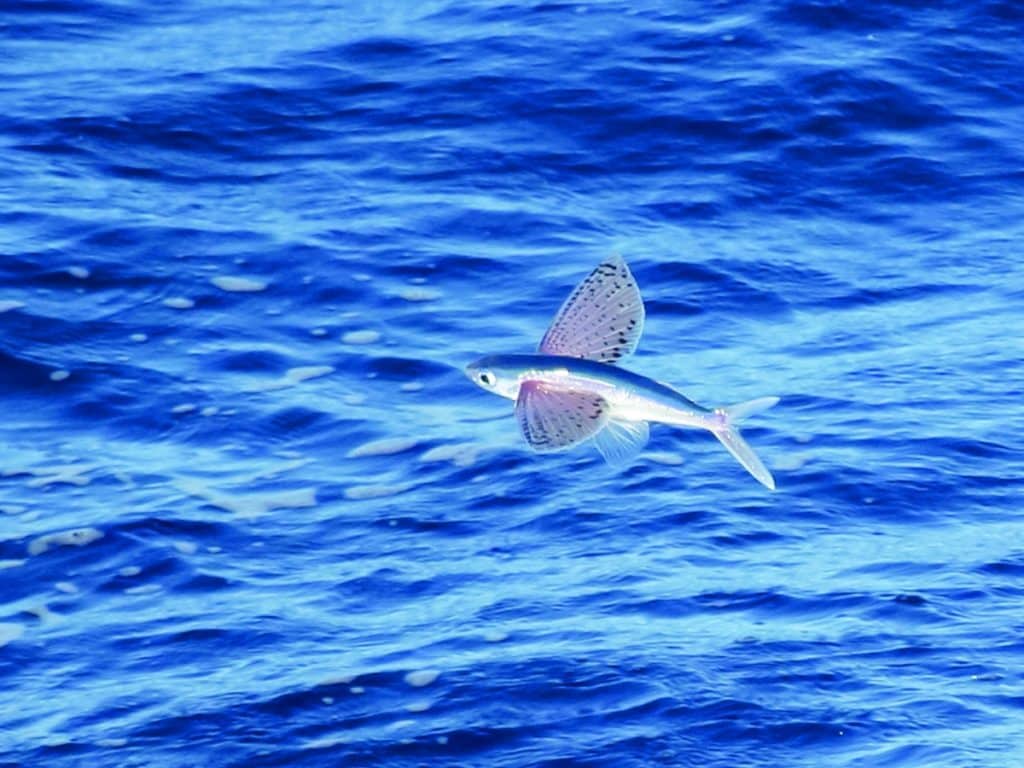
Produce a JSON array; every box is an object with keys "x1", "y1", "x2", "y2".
[{"x1": 2, "y1": 2, "x2": 1024, "y2": 766}]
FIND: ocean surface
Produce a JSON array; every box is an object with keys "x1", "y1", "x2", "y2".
[{"x1": 2, "y1": 1, "x2": 1023, "y2": 766}]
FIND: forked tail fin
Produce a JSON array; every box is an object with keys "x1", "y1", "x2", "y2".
[{"x1": 710, "y1": 397, "x2": 779, "y2": 490}]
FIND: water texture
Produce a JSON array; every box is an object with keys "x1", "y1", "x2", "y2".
[{"x1": 2, "y1": 1, "x2": 1023, "y2": 766}]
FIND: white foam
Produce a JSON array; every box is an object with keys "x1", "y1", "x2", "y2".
[
  {"x1": 67, "y1": 266, "x2": 90, "y2": 279},
  {"x1": 0, "y1": 624, "x2": 24, "y2": 648},
  {"x1": 28, "y1": 527, "x2": 103, "y2": 556},
  {"x1": 130, "y1": 333, "x2": 148, "y2": 343},
  {"x1": 773, "y1": 454, "x2": 807, "y2": 472},
  {"x1": 319, "y1": 673, "x2": 357, "y2": 686},
  {"x1": 303, "y1": 735, "x2": 348, "y2": 750},
  {"x1": 163, "y1": 297, "x2": 195, "y2": 310},
  {"x1": 0, "y1": 559, "x2": 26, "y2": 570},
  {"x1": 341, "y1": 330, "x2": 381, "y2": 345},
  {"x1": 173, "y1": 540, "x2": 198, "y2": 555},
  {"x1": 119, "y1": 565, "x2": 142, "y2": 577},
  {"x1": 418, "y1": 443, "x2": 481, "y2": 468},
  {"x1": 400, "y1": 382, "x2": 424, "y2": 392},
  {"x1": 405, "y1": 701, "x2": 432, "y2": 713},
  {"x1": 349, "y1": 686, "x2": 365, "y2": 694},
  {"x1": 310, "y1": 328, "x2": 328, "y2": 337},
  {"x1": 211, "y1": 275, "x2": 267, "y2": 292},
  {"x1": 646, "y1": 451, "x2": 684, "y2": 466},
  {"x1": 398, "y1": 287, "x2": 442, "y2": 302},
  {"x1": 346, "y1": 438, "x2": 419, "y2": 458},
  {"x1": 0, "y1": 300, "x2": 25, "y2": 313},
  {"x1": 124, "y1": 584, "x2": 162, "y2": 595},
  {"x1": 55, "y1": 581, "x2": 78, "y2": 594},
  {"x1": 171, "y1": 403, "x2": 197, "y2": 415},
  {"x1": 49, "y1": 369, "x2": 70, "y2": 382},
  {"x1": 178, "y1": 480, "x2": 318, "y2": 518},
  {"x1": 250, "y1": 365, "x2": 334, "y2": 392},
  {"x1": 287, "y1": 365, "x2": 332, "y2": 384},
  {"x1": 344, "y1": 483, "x2": 412, "y2": 501},
  {"x1": 404, "y1": 669, "x2": 440, "y2": 688}
]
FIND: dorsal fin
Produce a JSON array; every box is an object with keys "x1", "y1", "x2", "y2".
[
  {"x1": 515, "y1": 381, "x2": 609, "y2": 452},
  {"x1": 538, "y1": 255, "x2": 644, "y2": 364}
]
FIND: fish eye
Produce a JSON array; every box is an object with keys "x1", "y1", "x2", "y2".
[{"x1": 478, "y1": 371, "x2": 495, "y2": 387}]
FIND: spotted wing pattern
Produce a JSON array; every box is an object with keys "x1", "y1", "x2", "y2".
[
  {"x1": 515, "y1": 381, "x2": 609, "y2": 452},
  {"x1": 538, "y1": 255, "x2": 645, "y2": 364}
]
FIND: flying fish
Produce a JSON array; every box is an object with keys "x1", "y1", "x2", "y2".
[{"x1": 465, "y1": 256, "x2": 779, "y2": 489}]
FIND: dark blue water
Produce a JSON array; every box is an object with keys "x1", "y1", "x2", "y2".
[{"x1": 2, "y1": 1, "x2": 1024, "y2": 766}]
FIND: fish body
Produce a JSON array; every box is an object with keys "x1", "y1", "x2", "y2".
[
  {"x1": 465, "y1": 256, "x2": 779, "y2": 489},
  {"x1": 466, "y1": 353, "x2": 711, "y2": 428}
]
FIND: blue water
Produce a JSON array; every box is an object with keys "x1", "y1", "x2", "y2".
[{"x1": 2, "y1": 1, "x2": 1024, "y2": 765}]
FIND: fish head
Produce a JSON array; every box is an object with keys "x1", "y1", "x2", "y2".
[{"x1": 465, "y1": 355, "x2": 520, "y2": 400}]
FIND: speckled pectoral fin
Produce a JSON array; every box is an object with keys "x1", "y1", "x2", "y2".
[
  {"x1": 515, "y1": 381, "x2": 609, "y2": 452},
  {"x1": 538, "y1": 255, "x2": 644, "y2": 364},
  {"x1": 592, "y1": 419, "x2": 649, "y2": 467}
]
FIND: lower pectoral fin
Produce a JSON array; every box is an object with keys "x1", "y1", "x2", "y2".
[{"x1": 516, "y1": 381, "x2": 610, "y2": 452}]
